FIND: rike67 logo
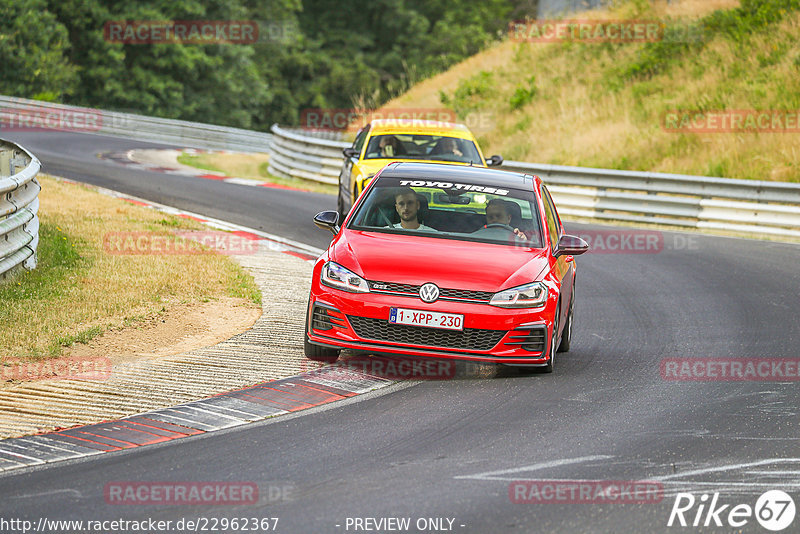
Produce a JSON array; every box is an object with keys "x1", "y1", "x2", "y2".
[{"x1": 668, "y1": 490, "x2": 796, "y2": 531}]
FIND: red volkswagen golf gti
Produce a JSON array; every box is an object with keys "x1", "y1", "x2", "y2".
[{"x1": 305, "y1": 162, "x2": 588, "y2": 373}]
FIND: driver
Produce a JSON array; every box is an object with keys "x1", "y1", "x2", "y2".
[
  {"x1": 477, "y1": 199, "x2": 527, "y2": 239},
  {"x1": 437, "y1": 137, "x2": 463, "y2": 157},
  {"x1": 378, "y1": 135, "x2": 403, "y2": 157}
]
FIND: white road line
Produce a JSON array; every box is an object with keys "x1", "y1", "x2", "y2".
[
  {"x1": 454, "y1": 455, "x2": 613, "y2": 481},
  {"x1": 655, "y1": 458, "x2": 800, "y2": 481},
  {"x1": 745, "y1": 470, "x2": 800, "y2": 476},
  {"x1": 661, "y1": 481, "x2": 800, "y2": 487}
]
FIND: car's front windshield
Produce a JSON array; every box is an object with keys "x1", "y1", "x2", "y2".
[
  {"x1": 348, "y1": 176, "x2": 544, "y2": 248},
  {"x1": 363, "y1": 134, "x2": 482, "y2": 164}
]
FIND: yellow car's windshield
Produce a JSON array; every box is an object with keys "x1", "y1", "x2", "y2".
[{"x1": 364, "y1": 134, "x2": 482, "y2": 164}]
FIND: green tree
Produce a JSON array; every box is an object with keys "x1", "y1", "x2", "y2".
[{"x1": 0, "y1": 0, "x2": 77, "y2": 100}]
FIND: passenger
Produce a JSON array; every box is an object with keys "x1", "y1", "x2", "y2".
[{"x1": 391, "y1": 188, "x2": 435, "y2": 231}]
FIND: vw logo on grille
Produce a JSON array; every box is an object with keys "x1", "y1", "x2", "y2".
[{"x1": 419, "y1": 283, "x2": 440, "y2": 303}]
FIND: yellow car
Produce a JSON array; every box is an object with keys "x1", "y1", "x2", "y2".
[{"x1": 337, "y1": 119, "x2": 503, "y2": 218}]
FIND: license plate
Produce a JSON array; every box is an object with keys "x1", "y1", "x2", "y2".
[{"x1": 389, "y1": 308, "x2": 464, "y2": 331}]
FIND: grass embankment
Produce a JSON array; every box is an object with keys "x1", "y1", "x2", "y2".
[
  {"x1": 387, "y1": 0, "x2": 800, "y2": 182},
  {"x1": 0, "y1": 175, "x2": 261, "y2": 361},
  {"x1": 177, "y1": 152, "x2": 338, "y2": 195}
]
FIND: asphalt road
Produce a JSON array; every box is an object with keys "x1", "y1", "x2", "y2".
[
  {"x1": 7, "y1": 131, "x2": 335, "y2": 249},
  {"x1": 2, "y1": 131, "x2": 800, "y2": 533}
]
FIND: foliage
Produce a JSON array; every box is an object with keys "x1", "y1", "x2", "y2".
[
  {"x1": 439, "y1": 70, "x2": 495, "y2": 118},
  {"x1": 0, "y1": 0, "x2": 77, "y2": 99},
  {"x1": 0, "y1": 0, "x2": 529, "y2": 130},
  {"x1": 509, "y1": 75, "x2": 537, "y2": 110},
  {"x1": 618, "y1": 0, "x2": 800, "y2": 81}
]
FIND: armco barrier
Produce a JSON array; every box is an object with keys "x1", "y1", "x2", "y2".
[
  {"x1": 501, "y1": 161, "x2": 800, "y2": 237},
  {"x1": 0, "y1": 139, "x2": 41, "y2": 280},
  {"x1": 0, "y1": 95, "x2": 272, "y2": 153},
  {"x1": 1, "y1": 98, "x2": 797, "y2": 238},
  {"x1": 268, "y1": 125, "x2": 348, "y2": 185},
  {"x1": 268, "y1": 125, "x2": 800, "y2": 238}
]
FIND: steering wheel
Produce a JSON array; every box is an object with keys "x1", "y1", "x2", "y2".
[{"x1": 485, "y1": 223, "x2": 515, "y2": 232}]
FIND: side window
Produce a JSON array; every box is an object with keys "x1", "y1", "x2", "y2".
[
  {"x1": 541, "y1": 185, "x2": 560, "y2": 251},
  {"x1": 353, "y1": 126, "x2": 369, "y2": 156}
]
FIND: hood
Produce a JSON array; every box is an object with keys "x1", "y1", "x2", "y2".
[
  {"x1": 331, "y1": 230, "x2": 550, "y2": 292},
  {"x1": 358, "y1": 158, "x2": 482, "y2": 177}
]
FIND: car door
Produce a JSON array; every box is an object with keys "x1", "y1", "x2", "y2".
[
  {"x1": 541, "y1": 184, "x2": 574, "y2": 334},
  {"x1": 338, "y1": 126, "x2": 369, "y2": 216}
]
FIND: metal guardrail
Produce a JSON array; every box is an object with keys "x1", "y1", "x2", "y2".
[
  {"x1": 268, "y1": 124, "x2": 800, "y2": 238},
  {"x1": 502, "y1": 161, "x2": 800, "y2": 238},
  {"x1": 268, "y1": 125, "x2": 348, "y2": 185},
  {"x1": 0, "y1": 139, "x2": 41, "y2": 281},
  {"x1": 0, "y1": 95, "x2": 272, "y2": 153}
]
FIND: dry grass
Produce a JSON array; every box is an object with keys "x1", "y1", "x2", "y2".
[
  {"x1": 178, "y1": 151, "x2": 337, "y2": 195},
  {"x1": 656, "y1": 0, "x2": 741, "y2": 17},
  {"x1": 0, "y1": 175, "x2": 261, "y2": 361},
  {"x1": 387, "y1": 0, "x2": 800, "y2": 182},
  {"x1": 187, "y1": 152, "x2": 271, "y2": 179}
]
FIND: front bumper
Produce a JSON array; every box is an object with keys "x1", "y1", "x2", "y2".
[{"x1": 306, "y1": 285, "x2": 556, "y2": 365}]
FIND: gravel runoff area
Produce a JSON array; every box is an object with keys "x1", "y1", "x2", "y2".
[{"x1": 0, "y1": 246, "x2": 317, "y2": 439}]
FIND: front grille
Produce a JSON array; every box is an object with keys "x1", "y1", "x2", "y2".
[
  {"x1": 439, "y1": 288, "x2": 494, "y2": 302},
  {"x1": 368, "y1": 280, "x2": 493, "y2": 303},
  {"x1": 312, "y1": 305, "x2": 347, "y2": 331},
  {"x1": 504, "y1": 325, "x2": 547, "y2": 353},
  {"x1": 347, "y1": 316, "x2": 504, "y2": 351},
  {"x1": 368, "y1": 281, "x2": 417, "y2": 294}
]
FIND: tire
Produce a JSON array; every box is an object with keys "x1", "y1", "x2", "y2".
[
  {"x1": 337, "y1": 192, "x2": 347, "y2": 222},
  {"x1": 541, "y1": 301, "x2": 560, "y2": 373},
  {"x1": 557, "y1": 287, "x2": 574, "y2": 353},
  {"x1": 505, "y1": 301, "x2": 559, "y2": 376},
  {"x1": 304, "y1": 300, "x2": 340, "y2": 363},
  {"x1": 304, "y1": 335, "x2": 340, "y2": 363}
]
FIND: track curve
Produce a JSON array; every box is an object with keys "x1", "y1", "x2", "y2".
[{"x1": 2, "y1": 131, "x2": 799, "y2": 533}]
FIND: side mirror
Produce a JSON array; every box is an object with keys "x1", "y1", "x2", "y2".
[
  {"x1": 314, "y1": 210, "x2": 340, "y2": 235},
  {"x1": 343, "y1": 147, "x2": 359, "y2": 159},
  {"x1": 555, "y1": 235, "x2": 589, "y2": 257},
  {"x1": 486, "y1": 154, "x2": 503, "y2": 167}
]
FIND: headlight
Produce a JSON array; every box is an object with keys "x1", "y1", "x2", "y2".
[
  {"x1": 489, "y1": 282, "x2": 548, "y2": 308},
  {"x1": 321, "y1": 261, "x2": 370, "y2": 293}
]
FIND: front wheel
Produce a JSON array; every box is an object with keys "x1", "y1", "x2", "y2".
[
  {"x1": 541, "y1": 302, "x2": 559, "y2": 373},
  {"x1": 304, "y1": 300, "x2": 340, "y2": 363},
  {"x1": 557, "y1": 288, "x2": 574, "y2": 353},
  {"x1": 337, "y1": 193, "x2": 347, "y2": 222},
  {"x1": 304, "y1": 336, "x2": 340, "y2": 363}
]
